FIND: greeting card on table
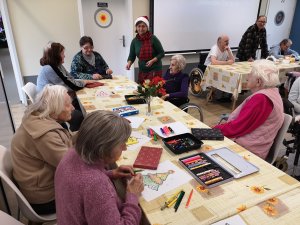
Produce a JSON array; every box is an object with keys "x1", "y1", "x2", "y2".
[
  {"x1": 133, "y1": 146, "x2": 162, "y2": 170},
  {"x1": 141, "y1": 160, "x2": 192, "y2": 202},
  {"x1": 126, "y1": 132, "x2": 151, "y2": 151},
  {"x1": 126, "y1": 116, "x2": 145, "y2": 129},
  {"x1": 149, "y1": 121, "x2": 190, "y2": 138}
]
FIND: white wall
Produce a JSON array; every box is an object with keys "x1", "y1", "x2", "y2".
[
  {"x1": 4, "y1": 0, "x2": 276, "y2": 77},
  {"x1": 7, "y1": 0, "x2": 81, "y2": 76}
]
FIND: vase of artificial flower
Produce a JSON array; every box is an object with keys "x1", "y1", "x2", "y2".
[
  {"x1": 137, "y1": 77, "x2": 166, "y2": 116},
  {"x1": 145, "y1": 96, "x2": 152, "y2": 116}
]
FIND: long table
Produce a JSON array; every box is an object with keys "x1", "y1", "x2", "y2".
[
  {"x1": 203, "y1": 61, "x2": 300, "y2": 110},
  {"x1": 77, "y1": 76, "x2": 300, "y2": 225}
]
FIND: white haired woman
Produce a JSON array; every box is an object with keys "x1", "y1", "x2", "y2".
[
  {"x1": 55, "y1": 110, "x2": 144, "y2": 225},
  {"x1": 161, "y1": 54, "x2": 189, "y2": 107},
  {"x1": 214, "y1": 59, "x2": 284, "y2": 159},
  {"x1": 11, "y1": 85, "x2": 74, "y2": 214}
]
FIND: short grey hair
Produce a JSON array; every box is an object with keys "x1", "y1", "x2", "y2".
[
  {"x1": 25, "y1": 85, "x2": 68, "y2": 119},
  {"x1": 74, "y1": 110, "x2": 132, "y2": 164},
  {"x1": 171, "y1": 54, "x2": 186, "y2": 71},
  {"x1": 251, "y1": 59, "x2": 280, "y2": 88}
]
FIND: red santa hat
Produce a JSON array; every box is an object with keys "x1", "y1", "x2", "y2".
[{"x1": 134, "y1": 16, "x2": 149, "y2": 28}]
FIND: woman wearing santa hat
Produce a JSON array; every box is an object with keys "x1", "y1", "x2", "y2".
[{"x1": 126, "y1": 16, "x2": 165, "y2": 84}]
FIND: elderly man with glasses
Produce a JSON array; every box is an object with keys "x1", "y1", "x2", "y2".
[
  {"x1": 237, "y1": 15, "x2": 269, "y2": 62},
  {"x1": 270, "y1": 38, "x2": 299, "y2": 60}
]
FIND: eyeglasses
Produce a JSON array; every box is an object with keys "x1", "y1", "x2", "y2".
[
  {"x1": 257, "y1": 21, "x2": 266, "y2": 24},
  {"x1": 82, "y1": 45, "x2": 94, "y2": 50}
]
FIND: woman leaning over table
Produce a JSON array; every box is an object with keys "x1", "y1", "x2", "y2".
[
  {"x1": 214, "y1": 59, "x2": 284, "y2": 159},
  {"x1": 161, "y1": 54, "x2": 189, "y2": 107},
  {"x1": 37, "y1": 42, "x2": 95, "y2": 130},
  {"x1": 126, "y1": 16, "x2": 165, "y2": 84},
  {"x1": 70, "y1": 36, "x2": 113, "y2": 80},
  {"x1": 11, "y1": 85, "x2": 74, "y2": 214},
  {"x1": 55, "y1": 110, "x2": 144, "y2": 225}
]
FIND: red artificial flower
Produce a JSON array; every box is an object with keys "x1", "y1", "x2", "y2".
[
  {"x1": 157, "y1": 87, "x2": 167, "y2": 96},
  {"x1": 151, "y1": 76, "x2": 165, "y2": 86}
]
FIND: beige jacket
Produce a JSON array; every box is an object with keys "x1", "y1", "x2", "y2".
[{"x1": 11, "y1": 112, "x2": 72, "y2": 204}]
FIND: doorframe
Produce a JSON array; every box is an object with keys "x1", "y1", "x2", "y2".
[
  {"x1": 0, "y1": 0, "x2": 26, "y2": 105},
  {"x1": 76, "y1": 0, "x2": 135, "y2": 81}
]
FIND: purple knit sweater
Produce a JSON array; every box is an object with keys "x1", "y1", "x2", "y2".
[
  {"x1": 163, "y1": 69, "x2": 189, "y2": 98},
  {"x1": 55, "y1": 149, "x2": 141, "y2": 225}
]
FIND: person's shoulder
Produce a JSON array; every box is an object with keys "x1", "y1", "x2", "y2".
[
  {"x1": 152, "y1": 34, "x2": 160, "y2": 40},
  {"x1": 210, "y1": 44, "x2": 218, "y2": 51},
  {"x1": 93, "y1": 51, "x2": 103, "y2": 58},
  {"x1": 72, "y1": 51, "x2": 83, "y2": 60},
  {"x1": 182, "y1": 72, "x2": 189, "y2": 78},
  {"x1": 246, "y1": 24, "x2": 256, "y2": 31},
  {"x1": 251, "y1": 93, "x2": 272, "y2": 103},
  {"x1": 73, "y1": 51, "x2": 82, "y2": 57},
  {"x1": 40, "y1": 65, "x2": 54, "y2": 73}
]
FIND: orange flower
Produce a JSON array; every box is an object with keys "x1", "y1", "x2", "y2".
[
  {"x1": 201, "y1": 145, "x2": 213, "y2": 151},
  {"x1": 262, "y1": 204, "x2": 278, "y2": 216},
  {"x1": 243, "y1": 155, "x2": 250, "y2": 161},
  {"x1": 267, "y1": 197, "x2": 279, "y2": 205},
  {"x1": 196, "y1": 185, "x2": 209, "y2": 193},
  {"x1": 237, "y1": 204, "x2": 247, "y2": 212},
  {"x1": 250, "y1": 186, "x2": 265, "y2": 194}
]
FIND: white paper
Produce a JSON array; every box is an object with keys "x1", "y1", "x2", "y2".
[
  {"x1": 126, "y1": 116, "x2": 145, "y2": 129},
  {"x1": 211, "y1": 215, "x2": 247, "y2": 225},
  {"x1": 95, "y1": 90, "x2": 111, "y2": 97},
  {"x1": 114, "y1": 85, "x2": 137, "y2": 91},
  {"x1": 149, "y1": 121, "x2": 190, "y2": 138},
  {"x1": 141, "y1": 160, "x2": 192, "y2": 202},
  {"x1": 126, "y1": 131, "x2": 151, "y2": 151}
]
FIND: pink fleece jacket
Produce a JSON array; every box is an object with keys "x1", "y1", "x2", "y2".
[{"x1": 55, "y1": 149, "x2": 141, "y2": 225}]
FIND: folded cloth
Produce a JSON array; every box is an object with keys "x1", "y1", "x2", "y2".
[{"x1": 85, "y1": 82, "x2": 104, "y2": 88}]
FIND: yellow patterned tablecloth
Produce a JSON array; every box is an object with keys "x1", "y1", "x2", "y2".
[
  {"x1": 203, "y1": 61, "x2": 300, "y2": 100},
  {"x1": 239, "y1": 187, "x2": 300, "y2": 225},
  {"x1": 77, "y1": 76, "x2": 300, "y2": 225}
]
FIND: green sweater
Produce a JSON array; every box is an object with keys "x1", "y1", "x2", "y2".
[{"x1": 127, "y1": 35, "x2": 165, "y2": 73}]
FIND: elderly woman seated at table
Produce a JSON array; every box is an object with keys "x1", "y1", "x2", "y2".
[
  {"x1": 55, "y1": 110, "x2": 144, "y2": 225},
  {"x1": 11, "y1": 85, "x2": 74, "y2": 214},
  {"x1": 71, "y1": 36, "x2": 113, "y2": 80},
  {"x1": 214, "y1": 59, "x2": 284, "y2": 159},
  {"x1": 161, "y1": 54, "x2": 189, "y2": 107}
]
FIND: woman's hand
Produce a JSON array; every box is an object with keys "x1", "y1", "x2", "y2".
[
  {"x1": 126, "y1": 61, "x2": 132, "y2": 70},
  {"x1": 127, "y1": 173, "x2": 144, "y2": 196},
  {"x1": 161, "y1": 94, "x2": 169, "y2": 100},
  {"x1": 111, "y1": 165, "x2": 134, "y2": 179},
  {"x1": 106, "y1": 69, "x2": 113, "y2": 75},
  {"x1": 92, "y1": 73, "x2": 103, "y2": 80},
  {"x1": 146, "y1": 58, "x2": 157, "y2": 67}
]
